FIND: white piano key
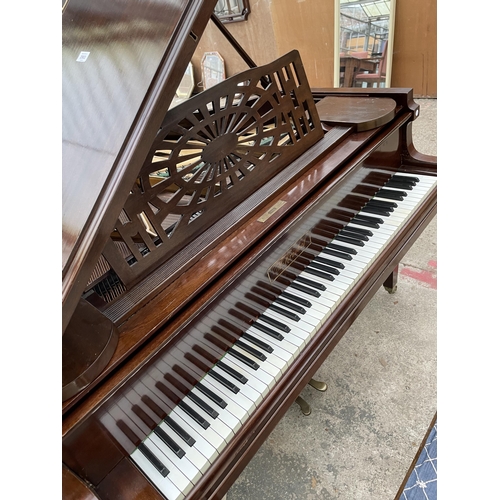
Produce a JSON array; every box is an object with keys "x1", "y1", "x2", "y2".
[
  {"x1": 210, "y1": 364, "x2": 263, "y2": 406},
  {"x1": 170, "y1": 405, "x2": 226, "y2": 453},
  {"x1": 131, "y1": 446, "x2": 184, "y2": 500},
  {"x1": 165, "y1": 408, "x2": 218, "y2": 463},
  {"x1": 230, "y1": 342, "x2": 283, "y2": 379},
  {"x1": 216, "y1": 353, "x2": 272, "y2": 394},
  {"x1": 190, "y1": 386, "x2": 242, "y2": 432},
  {"x1": 144, "y1": 436, "x2": 194, "y2": 496},
  {"x1": 157, "y1": 420, "x2": 210, "y2": 474},
  {"x1": 148, "y1": 432, "x2": 201, "y2": 487},
  {"x1": 201, "y1": 373, "x2": 256, "y2": 415},
  {"x1": 128, "y1": 169, "x2": 437, "y2": 497},
  {"x1": 178, "y1": 392, "x2": 235, "y2": 443}
]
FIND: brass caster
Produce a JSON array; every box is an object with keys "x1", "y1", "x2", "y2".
[
  {"x1": 295, "y1": 396, "x2": 311, "y2": 416},
  {"x1": 384, "y1": 285, "x2": 398, "y2": 294},
  {"x1": 308, "y1": 378, "x2": 328, "y2": 392}
]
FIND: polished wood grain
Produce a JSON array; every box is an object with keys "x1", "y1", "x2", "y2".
[
  {"x1": 62, "y1": 465, "x2": 100, "y2": 500},
  {"x1": 315, "y1": 96, "x2": 396, "y2": 131},
  {"x1": 62, "y1": 0, "x2": 218, "y2": 332},
  {"x1": 62, "y1": 90, "x2": 416, "y2": 416},
  {"x1": 62, "y1": 88, "x2": 437, "y2": 500}
]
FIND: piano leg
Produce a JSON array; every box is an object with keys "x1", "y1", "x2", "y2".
[{"x1": 383, "y1": 265, "x2": 399, "y2": 294}]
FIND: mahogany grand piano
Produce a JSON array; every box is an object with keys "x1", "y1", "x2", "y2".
[{"x1": 62, "y1": 1, "x2": 437, "y2": 498}]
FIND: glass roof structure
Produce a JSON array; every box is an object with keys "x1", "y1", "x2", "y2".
[
  {"x1": 339, "y1": 0, "x2": 391, "y2": 54},
  {"x1": 340, "y1": 0, "x2": 391, "y2": 21}
]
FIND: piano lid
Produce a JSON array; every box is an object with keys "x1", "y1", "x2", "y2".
[{"x1": 62, "y1": 0, "x2": 218, "y2": 330}]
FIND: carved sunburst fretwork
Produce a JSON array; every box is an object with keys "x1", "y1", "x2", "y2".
[{"x1": 92, "y1": 50, "x2": 323, "y2": 301}]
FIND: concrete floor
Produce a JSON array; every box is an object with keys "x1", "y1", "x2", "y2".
[{"x1": 226, "y1": 99, "x2": 437, "y2": 500}]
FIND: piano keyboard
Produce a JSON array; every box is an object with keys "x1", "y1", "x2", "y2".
[{"x1": 104, "y1": 171, "x2": 436, "y2": 500}]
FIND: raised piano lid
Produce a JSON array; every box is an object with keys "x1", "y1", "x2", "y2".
[{"x1": 62, "y1": 0, "x2": 218, "y2": 332}]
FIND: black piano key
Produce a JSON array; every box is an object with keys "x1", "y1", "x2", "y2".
[
  {"x1": 117, "y1": 419, "x2": 142, "y2": 447},
  {"x1": 366, "y1": 200, "x2": 394, "y2": 212},
  {"x1": 308, "y1": 261, "x2": 340, "y2": 275},
  {"x1": 385, "y1": 181, "x2": 413, "y2": 191},
  {"x1": 172, "y1": 365, "x2": 203, "y2": 394},
  {"x1": 217, "y1": 361, "x2": 248, "y2": 384},
  {"x1": 314, "y1": 256, "x2": 345, "y2": 269},
  {"x1": 392, "y1": 174, "x2": 419, "y2": 184},
  {"x1": 235, "y1": 339, "x2": 267, "y2": 361},
  {"x1": 268, "y1": 303, "x2": 301, "y2": 321},
  {"x1": 367, "y1": 199, "x2": 397, "y2": 210},
  {"x1": 339, "y1": 229, "x2": 369, "y2": 241},
  {"x1": 208, "y1": 368, "x2": 240, "y2": 393},
  {"x1": 289, "y1": 281, "x2": 321, "y2": 297},
  {"x1": 178, "y1": 400, "x2": 210, "y2": 430},
  {"x1": 354, "y1": 213, "x2": 384, "y2": 224},
  {"x1": 252, "y1": 321, "x2": 285, "y2": 340},
  {"x1": 351, "y1": 215, "x2": 380, "y2": 229},
  {"x1": 327, "y1": 242, "x2": 357, "y2": 255},
  {"x1": 259, "y1": 314, "x2": 291, "y2": 333},
  {"x1": 281, "y1": 291, "x2": 312, "y2": 307},
  {"x1": 196, "y1": 382, "x2": 228, "y2": 409},
  {"x1": 228, "y1": 347, "x2": 260, "y2": 370},
  {"x1": 138, "y1": 443, "x2": 169, "y2": 477},
  {"x1": 132, "y1": 404, "x2": 157, "y2": 430},
  {"x1": 342, "y1": 225, "x2": 373, "y2": 237},
  {"x1": 187, "y1": 391, "x2": 219, "y2": 419},
  {"x1": 163, "y1": 415, "x2": 196, "y2": 447},
  {"x1": 153, "y1": 426, "x2": 186, "y2": 459},
  {"x1": 377, "y1": 188, "x2": 406, "y2": 200},
  {"x1": 322, "y1": 247, "x2": 353, "y2": 260},
  {"x1": 295, "y1": 275, "x2": 327, "y2": 291},
  {"x1": 361, "y1": 205, "x2": 391, "y2": 217},
  {"x1": 302, "y1": 266, "x2": 335, "y2": 281},
  {"x1": 274, "y1": 297, "x2": 307, "y2": 315},
  {"x1": 241, "y1": 332, "x2": 274, "y2": 353}
]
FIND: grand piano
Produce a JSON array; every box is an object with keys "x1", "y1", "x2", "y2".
[{"x1": 62, "y1": 1, "x2": 437, "y2": 499}]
